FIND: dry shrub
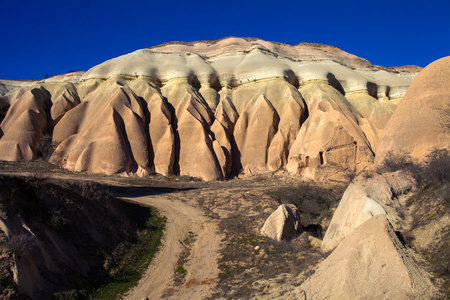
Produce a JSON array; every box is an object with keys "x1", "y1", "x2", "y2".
[
  {"x1": 424, "y1": 148, "x2": 450, "y2": 184},
  {"x1": 377, "y1": 148, "x2": 450, "y2": 296},
  {"x1": 377, "y1": 149, "x2": 450, "y2": 190},
  {"x1": 434, "y1": 101, "x2": 450, "y2": 133},
  {"x1": 5, "y1": 233, "x2": 38, "y2": 258},
  {"x1": 376, "y1": 151, "x2": 413, "y2": 174}
]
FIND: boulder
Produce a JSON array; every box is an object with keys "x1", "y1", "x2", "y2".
[
  {"x1": 308, "y1": 236, "x2": 322, "y2": 248},
  {"x1": 297, "y1": 215, "x2": 438, "y2": 299},
  {"x1": 322, "y1": 170, "x2": 414, "y2": 253},
  {"x1": 260, "y1": 204, "x2": 300, "y2": 241}
]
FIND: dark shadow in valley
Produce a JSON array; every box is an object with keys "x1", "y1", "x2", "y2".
[{"x1": 106, "y1": 185, "x2": 196, "y2": 199}]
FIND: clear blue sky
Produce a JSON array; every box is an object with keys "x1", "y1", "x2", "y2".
[{"x1": 1, "y1": 0, "x2": 449, "y2": 80}]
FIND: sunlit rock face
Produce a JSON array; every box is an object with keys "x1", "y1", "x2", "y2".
[
  {"x1": 0, "y1": 37, "x2": 421, "y2": 180},
  {"x1": 375, "y1": 56, "x2": 450, "y2": 164}
]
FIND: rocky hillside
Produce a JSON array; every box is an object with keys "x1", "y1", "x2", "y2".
[
  {"x1": 0, "y1": 175, "x2": 163, "y2": 299},
  {"x1": 0, "y1": 37, "x2": 421, "y2": 180}
]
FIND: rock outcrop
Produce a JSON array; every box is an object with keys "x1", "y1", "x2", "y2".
[
  {"x1": 375, "y1": 56, "x2": 450, "y2": 164},
  {"x1": 0, "y1": 72, "x2": 84, "y2": 96},
  {"x1": 286, "y1": 81, "x2": 377, "y2": 179},
  {"x1": 50, "y1": 80, "x2": 150, "y2": 176},
  {"x1": 260, "y1": 204, "x2": 300, "y2": 241},
  {"x1": 0, "y1": 88, "x2": 49, "y2": 161},
  {"x1": 297, "y1": 215, "x2": 438, "y2": 299},
  {"x1": 0, "y1": 38, "x2": 421, "y2": 180},
  {"x1": 321, "y1": 171, "x2": 414, "y2": 253}
]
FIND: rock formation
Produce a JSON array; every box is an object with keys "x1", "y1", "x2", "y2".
[
  {"x1": 321, "y1": 171, "x2": 414, "y2": 253},
  {"x1": 260, "y1": 204, "x2": 300, "y2": 241},
  {"x1": 50, "y1": 81, "x2": 150, "y2": 176},
  {"x1": 0, "y1": 38, "x2": 421, "y2": 180},
  {"x1": 0, "y1": 88, "x2": 49, "y2": 161},
  {"x1": 297, "y1": 215, "x2": 438, "y2": 299},
  {"x1": 375, "y1": 56, "x2": 450, "y2": 164}
]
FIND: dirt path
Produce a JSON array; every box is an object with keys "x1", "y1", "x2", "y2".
[{"x1": 114, "y1": 193, "x2": 222, "y2": 300}]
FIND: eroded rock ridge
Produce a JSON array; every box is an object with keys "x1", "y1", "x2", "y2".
[{"x1": 0, "y1": 38, "x2": 421, "y2": 180}]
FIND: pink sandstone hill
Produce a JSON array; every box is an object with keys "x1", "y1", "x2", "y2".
[
  {"x1": 375, "y1": 56, "x2": 450, "y2": 163},
  {"x1": 0, "y1": 37, "x2": 422, "y2": 180}
]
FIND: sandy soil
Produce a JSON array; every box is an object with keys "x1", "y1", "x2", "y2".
[{"x1": 108, "y1": 192, "x2": 222, "y2": 300}]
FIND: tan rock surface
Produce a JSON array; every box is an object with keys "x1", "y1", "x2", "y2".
[
  {"x1": 286, "y1": 82, "x2": 376, "y2": 179},
  {"x1": 0, "y1": 72, "x2": 85, "y2": 96},
  {"x1": 261, "y1": 204, "x2": 299, "y2": 241},
  {"x1": 375, "y1": 56, "x2": 450, "y2": 164},
  {"x1": 50, "y1": 80, "x2": 150, "y2": 176},
  {"x1": 297, "y1": 215, "x2": 438, "y2": 299},
  {"x1": 44, "y1": 82, "x2": 80, "y2": 127},
  {"x1": 233, "y1": 94, "x2": 279, "y2": 175},
  {"x1": 322, "y1": 171, "x2": 414, "y2": 253},
  {"x1": 127, "y1": 79, "x2": 175, "y2": 176},
  {"x1": 0, "y1": 38, "x2": 422, "y2": 180},
  {"x1": 0, "y1": 88, "x2": 49, "y2": 161},
  {"x1": 161, "y1": 79, "x2": 223, "y2": 181},
  {"x1": 345, "y1": 91, "x2": 394, "y2": 136}
]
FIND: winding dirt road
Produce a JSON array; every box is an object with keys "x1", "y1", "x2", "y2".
[{"x1": 114, "y1": 192, "x2": 222, "y2": 300}]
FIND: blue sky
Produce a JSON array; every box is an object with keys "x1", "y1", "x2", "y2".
[{"x1": 1, "y1": 0, "x2": 449, "y2": 80}]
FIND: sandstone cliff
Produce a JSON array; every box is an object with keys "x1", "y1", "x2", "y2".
[{"x1": 0, "y1": 38, "x2": 420, "y2": 180}]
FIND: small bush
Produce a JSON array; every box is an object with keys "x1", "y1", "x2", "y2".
[
  {"x1": 424, "y1": 148, "x2": 450, "y2": 184},
  {"x1": 434, "y1": 101, "x2": 450, "y2": 133},
  {"x1": 376, "y1": 151, "x2": 413, "y2": 173},
  {"x1": 377, "y1": 148, "x2": 450, "y2": 189},
  {"x1": 53, "y1": 289, "x2": 87, "y2": 300},
  {"x1": 6, "y1": 233, "x2": 38, "y2": 258}
]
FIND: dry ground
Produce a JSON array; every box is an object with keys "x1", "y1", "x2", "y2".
[{"x1": 0, "y1": 162, "x2": 345, "y2": 299}]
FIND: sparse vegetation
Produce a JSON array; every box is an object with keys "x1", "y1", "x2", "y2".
[
  {"x1": 213, "y1": 213, "x2": 325, "y2": 298},
  {"x1": 161, "y1": 231, "x2": 197, "y2": 299},
  {"x1": 5, "y1": 233, "x2": 39, "y2": 258},
  {"x1": 89, "y1": 211, "x2": 165, "y2": 300},
  {"x1": 376, "y1": 151, "x2": 414, "y2": 174},
  {"x1": 435, "y1": 100, "x2": 450, "y2": 133},
  {"x1": 174, "y1": 231, "x2": 196, "y2": 284},
  {"x1": 265, "y1": 182, "x2": 345, "y2": 226},
  {"x1": 377, "y1": 149, "x2": 450, "y2": 297},
  {"x1": 0, "y1": 175, "x2": 165, "y2": 300},
  {"x1": 377, "y1": 148, "x2": 450, "y2": 189},
  {"x1": 205, "y1": 181, "x2": 345, "y2": 298}
]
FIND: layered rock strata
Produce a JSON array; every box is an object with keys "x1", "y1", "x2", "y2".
[{"x1": 0, "y1": 38, "x2": 420, "y2": 180}]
